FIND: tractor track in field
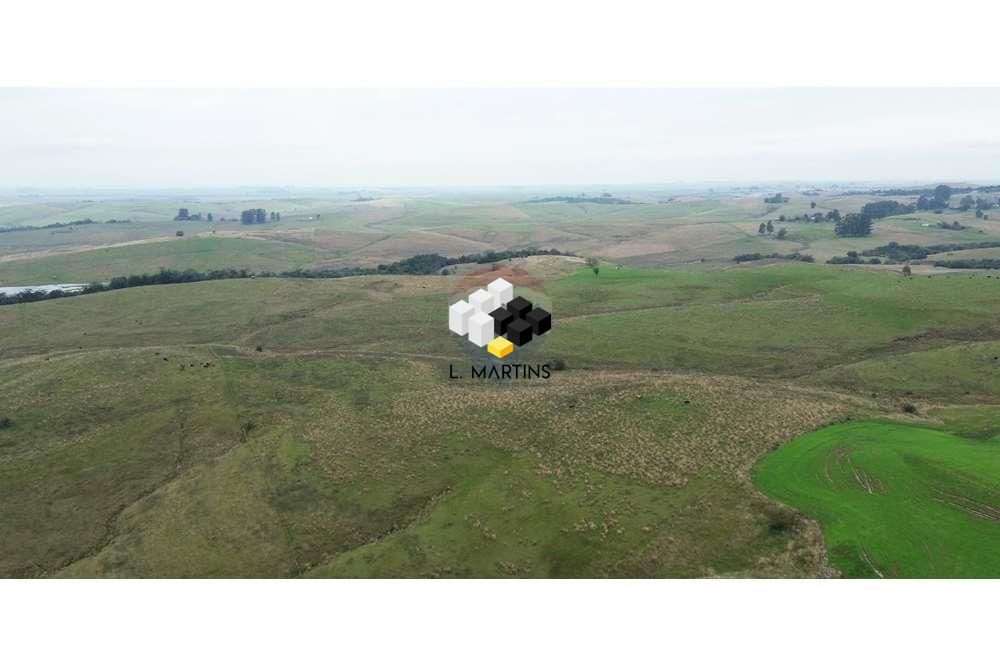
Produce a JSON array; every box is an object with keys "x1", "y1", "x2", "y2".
[
  {"x1": 0, "y1": 342, "x2": 467, "y2": 367},
  {"x1": 557, "y1": 294, "x2": 821, "y2": 323}
]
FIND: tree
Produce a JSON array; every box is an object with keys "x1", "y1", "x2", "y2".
[
  {"x1": 174, "y1": 208, "x2": 190, "y2": 221},
  {"x1": 776, "y1": 227, "x2": 787, "y2": 239},
  {"x1": 933, "y1": 184, "x2": 952, "y2": 207},
  {"x1": 860, "y1": 200, "x2": 913, "y2": 220},
  {"x1": 758, "y1": 223, "x2": 767, "y2": 235},
  {"x1": 835, "y1": 213, "x2": 874, "y2": 237},
  {"x1": 959, "y1": 195, "x2": 976, "y2": 211},
  {"x1": 592, "y1": 265, "x2": 600, "y2": 278},
  {"x1": 241, "y1": 209, "x2": 268, "y2": 225},
  {"x1": 766, "y1": 221, "x2": 774, "y2": 234},
  {"x1": 810, "y1": 201, "x2": 816, "y2": 209},
  {"x1": 207, "y1": 213, "x2": 213, "y2": 222},
  {"x1": 902, "y1": 263, "x2": 912, "y2": 278}
]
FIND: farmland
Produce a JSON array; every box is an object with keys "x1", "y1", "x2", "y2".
[
  {"x1": 752, "y1": 422, "x2": 1000, "y2": 577},
  {"x1": 1, "y1": 185, "x2": 999, "y2": 577}
]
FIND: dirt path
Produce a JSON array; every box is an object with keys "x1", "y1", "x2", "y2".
[{"x1": 0, "y1": 235, "x2": 178, "y2": 263}]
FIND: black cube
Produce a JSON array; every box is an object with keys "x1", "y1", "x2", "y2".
[
  {"x1": 525, "y1": 307, "x2": 551, "y2": 336},
  {"x1": 506, "y1": 296, "x2": 532, "y2": 319},
  {"x1": 489, "y1": 306, "x2": 514, "y2": 335},
  {"x1": 506, "y1": 318, "x2": 533, "y2": 346}
]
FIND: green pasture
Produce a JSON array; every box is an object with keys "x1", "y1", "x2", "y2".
[{"x1": 752, "y1": 421, "x2": 1000, "y2": 577}]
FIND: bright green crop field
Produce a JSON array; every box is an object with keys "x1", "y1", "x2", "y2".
[{"x1": 752, "y1": 421, "x2": 1000, "y2": 578}]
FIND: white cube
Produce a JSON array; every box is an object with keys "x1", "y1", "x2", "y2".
[
  {"x1": 487, "y1": 277, "x2": 513, "y2": 306},
  {"x1": 467, "y1": 311, "x2": 494, "y2": 347},
  {"x1": 449, "y1": 299, "x2": 475, "y2": 335},
  {"x1": 469, "y1": 288, "x2": 497, "y2": 313}
]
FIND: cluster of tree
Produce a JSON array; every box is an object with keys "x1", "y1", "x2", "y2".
[
  {"x1": 932, "y1": 258, "x2": 1000, "y2": 269},
  {"x1": 859, "y1": 200, "x2": 914, "y2": 219},
  {"x1": 830, "y1": 199, "x2": 915, "y2": 238},
  {"x1": 915, "y1": 184, "x2": 953, "y2": 210},
  {"x1": 827, "y1": 251, "x2": 882, "y2": 265},
  {"x1": 756, "y1": 221, "x2": 793, "y2": 238},
  {"x1": 174, "y1": 208, "x2": 213, "y2": 222},
  {"x1": 1, "y1": 248, "x2": 575, "y2": 307},
  {"x1": 763, "y1": 193, "x2": 789, "y2": 204},
  {"x1": 240, "y1": 209, "x2": 269, "y2": 224},
  {"x1": 775, "y1": 210, "x2": 840, "y2": 223},
  {"x1": 525, "y1": 195, "x2": 632, "y2": 205},
  {"x1": 733, "y1": 252, "x2": 814, "y2": 263},
  {"x1": 955, "y1": 195, "x2": 997, "y2": 212},
  {"x1": 0, "y1": 218, "x2": 101, "y2": 234},
  {"x1": 937, "y1": 220, "x2": 966, "y2": 231},
  {"x1": 834, "y1": 214, "x2": 873, "y2": 237}
]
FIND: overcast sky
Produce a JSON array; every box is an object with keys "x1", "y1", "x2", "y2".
[{"x1": 3, "y1": 88, "x2": 1000, "y2": 188}]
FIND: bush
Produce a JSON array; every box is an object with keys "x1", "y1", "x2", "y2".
[
  {"x1": 901, "y1": 403, "x2": 918, "y2": 415},
  {"x1": 0, "y1": 416, "x2": 12, "y2": 429},
  {"x1": 549, "y1": 358, "x2": 567, "y2": 371}
]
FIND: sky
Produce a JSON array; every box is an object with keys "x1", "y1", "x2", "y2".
[{"x1": 3, "y1": 88, "x2": 1000, "y2": 188}]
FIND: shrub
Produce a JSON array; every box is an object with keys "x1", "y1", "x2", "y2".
[
  {"x1": 901, "y1": 403, "x2": 918, "y2": 415},
  {"x1": 0, "y1": 416, "x2": 11, "y2": 429}
]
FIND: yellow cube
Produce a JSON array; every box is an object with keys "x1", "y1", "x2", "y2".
[{"x1": 487, "y1": 336, "x2": 513, "y2": 359}]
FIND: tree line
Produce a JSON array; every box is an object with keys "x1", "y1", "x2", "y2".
[
  {"x1": 825, "y1": 240, "x2": 1000, "y2": 264},
  {"x1": 733, "y1": 252, "x2": 814, "y2": 263},
  {"x1": 0, "y1": 218, "x2": 104, "y2": 234},
  {"x1": 933, "y1": 258, "x2": 1000, "y2": 269},
  {"x1": 525, "y1": 195, "x2": 633, "y2": 205},
  {"x1": 0, "y1": 248, "x2": 575, "y2": 307}
]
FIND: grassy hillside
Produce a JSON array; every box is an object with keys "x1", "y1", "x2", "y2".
[
  {"x1": 752, "y1": 422, "x2": 1000, "y2": 577},
  {"x1": 2, "y1": 258, "x2": 999, "y2": 577},
  {"x1": 547, "y1": 265, "x2": 1000, "y2": 375},
  {"x1": 0, "y1": 237, "x2": 323, "y2": 284},
  {"x1": 1, "y1": 348, "x2": 848, "y2": 578}
]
